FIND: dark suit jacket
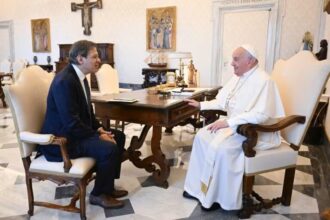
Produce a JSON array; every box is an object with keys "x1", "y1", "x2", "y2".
[{"x1": 39, "y1": 64, "x2": 102, "y2": 161}]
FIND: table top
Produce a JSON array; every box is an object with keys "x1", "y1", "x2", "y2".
[{"x1": 92, "y1": 87, "x2": 218, "y2": 109}]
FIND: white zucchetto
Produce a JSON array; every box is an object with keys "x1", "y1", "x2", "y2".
[{"x1": 240, "y1": 44, "x2": 258, "y2": 60}]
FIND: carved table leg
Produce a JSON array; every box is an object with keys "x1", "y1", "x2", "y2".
[
  {"x1": 127, "y1": 125, "x2": 170, "y2": 188},
  {"x1": 150, "y1": 125, "x2": 170, "y2": 188}
]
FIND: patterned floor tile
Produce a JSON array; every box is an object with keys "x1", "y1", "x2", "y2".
[
  {"x1": 55, "y1": 185, "x2": 78, "y2": 199},
  {"x1": 104, "y1": 199, "x2": 135, "y2": 217},
  {"x1": 1, "y1": 143, "x2": 18, "y2": 149},
  {"x1": 282, "y1": 213, "x2": 321, "y2": 220},
  {"x1": 254, "y1": 174, "x2": 281, "y2": 185},
  {"x1": 0, "y1": 215, "x2": 29, "y2": 220}
]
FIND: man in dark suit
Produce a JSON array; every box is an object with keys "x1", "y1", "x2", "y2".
[{"x1": 39, "y1": 40, "x2": 127, "y2": 208}]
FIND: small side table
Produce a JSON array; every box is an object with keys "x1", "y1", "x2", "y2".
[{"x1": 142, "y1": 68, "x2": 177, "y2": 88}]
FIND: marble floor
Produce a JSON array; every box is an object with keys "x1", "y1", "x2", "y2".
[{"x1": 0, "y1": 107, "x2": 329, "y2": 220}]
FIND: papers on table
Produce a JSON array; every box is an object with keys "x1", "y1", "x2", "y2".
[
  {"x1": 169, "y1": 88, "x2": 210, "y2": 96},
  {"x1": 107, "y1": 98, "x2": 138, "y2": 103}
]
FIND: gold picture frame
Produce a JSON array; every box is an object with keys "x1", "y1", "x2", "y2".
[
  {"x1": 146, "y1": 6, "x2": 176, "y2": 51},
  {"x1": 31, "y1": 18, "x2": 51, "y2": 52},
  {"x1": 325, "y1": 0, "x2": 330, "y2": 13}
]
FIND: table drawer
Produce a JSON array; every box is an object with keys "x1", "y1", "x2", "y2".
[{"x1": 169, "y1": 104, "x2": 197, "y2": 122}]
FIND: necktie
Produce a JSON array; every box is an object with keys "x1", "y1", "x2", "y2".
[
  {"x1": 83, "y1": 78, "x2": 91, "y2": 107},
  {"x1": 83, "y1": 77, "x2": 92, "y2": 125}
]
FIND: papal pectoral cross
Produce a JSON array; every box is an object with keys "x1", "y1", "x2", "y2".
[{"x1": 71, "y1": 0, "x2": 102, "y2": 35}]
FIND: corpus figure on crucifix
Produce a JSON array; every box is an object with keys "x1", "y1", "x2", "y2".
[{"x1": 71, "y1": 0, "x2": 102, "y2": 35}]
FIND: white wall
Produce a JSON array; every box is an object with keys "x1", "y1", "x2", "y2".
[
  {"x1": 0, "y1": 0, "x2": 212, "y2": 85},
  {"x1": 280, "y1": 0, "x2": 323, "y2": 59},
  {"x1": 0, "y1": 0, "x2": 329, "y2": 85}
]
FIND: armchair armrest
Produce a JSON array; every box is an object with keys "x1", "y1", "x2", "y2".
[
  {"x1": 237, "y1": 115, "x2": 306, "y2": 157},
  {"x1": 19, "y1": 131, "x2": 72, "y2": 173},
  {"x1": 119, "y1": 88, "x2": 132, "y2": 93},
  {"x1": 20, "y1": 132, "x2": 55, "y2": 144}
]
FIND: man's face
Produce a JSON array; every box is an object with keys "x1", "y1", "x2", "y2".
[
  {"x1": 231, "y1": 48, "x2": 253, "y2": 76},
  {"x1": 78, "y1": 47, "x2": 101, "y2": 74}
]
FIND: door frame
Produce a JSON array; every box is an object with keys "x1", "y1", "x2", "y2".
[
  {"x1": 0, "y1": 20, "x2": 15, "y2": 61},
  {"x1": 210, "y1": 0, "x2": 283, "y2": 86}
]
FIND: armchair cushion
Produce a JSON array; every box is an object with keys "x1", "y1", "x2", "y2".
[
  {"x1": 244, "y1": 142, "x2": 298, "y2": 175},
  {"x1": 30, "y1": 155, "x2": 95, "y2": 178}
]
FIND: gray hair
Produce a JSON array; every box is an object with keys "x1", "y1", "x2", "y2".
[{"x1": 69, "y1": 40, "x2": 97, "y2": 64}]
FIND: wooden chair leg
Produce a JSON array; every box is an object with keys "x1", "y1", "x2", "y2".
[
  {"x1": 79, "y1": 182, "x2": 87, "y2": 220},
  {"x1": 26, "y1": 177, "x2": 34, "y2": 216},
  {"x1": 281, "y1": 167, "x2": 296, "y2": 206},
  {"x1": 238, "y1": 175, "x2": 255, "y2": 219}
]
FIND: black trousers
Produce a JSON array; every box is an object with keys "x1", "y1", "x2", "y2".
[{"x1": 73, "y1": 128, "x2": 126, "y2": 196}]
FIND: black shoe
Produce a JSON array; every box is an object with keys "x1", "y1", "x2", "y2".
[
  {"x1": 182, "y1": 191, "x2": 198, "y2": 201},
  {"x1": 201, "y1": 203, "x2": 220, "y2": 211}
]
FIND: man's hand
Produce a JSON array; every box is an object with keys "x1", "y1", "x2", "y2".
[
  {"x1": 207, "y1": 120, "x2": 229, "y2": 133},
  {"x1": 98, "y1": 127, "x2": 117, "y2": 144},
  {"x1": 184, "y1": 99, "x2": 200, "y2": 109}
]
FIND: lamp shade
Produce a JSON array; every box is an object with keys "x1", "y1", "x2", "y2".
[{"x1": 168, "y1": 52, "x2": 192, "y2": 60}]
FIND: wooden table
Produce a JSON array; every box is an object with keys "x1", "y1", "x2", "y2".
[
  {"x1": 92, "y1": 88, "x2": 219, "y2": 188},
  {"x1": 0, "y1": 72, "x2": 13, "y2": 108}
]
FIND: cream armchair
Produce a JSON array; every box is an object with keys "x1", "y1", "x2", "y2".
[
  {"x1": 90, "y1": 64, "x2": 132, "y2": 130},
  {"x1": 95, "y1": 64, "x2": 132, "y2": 94},
  {"x1": 237, "y1": 51, "x2": 330, "y2": 218},
  {"x1": 12, "y1": 59, "x2": 27, "y2": 81},
  {"x1": 4, "y1": 66, "x2": 95, "y2": 220}
]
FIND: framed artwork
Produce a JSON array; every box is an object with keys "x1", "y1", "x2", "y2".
[
  {"x1": 325, "y1": 0, "x2": 330, "y2": 13},
  {"x1": 146, "y1": 6, "x2": 176, "y2": 51},
  {"x1": 31, "y1": 18, "x2": 51, "y2": 52}
]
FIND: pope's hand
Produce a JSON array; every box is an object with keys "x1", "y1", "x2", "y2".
[
  {"x1": 184, "y1": 99, "x2": 200, "y2": 109},
  {"x1": 207, "y1": 120, "x2": 229, "y2": 133}
]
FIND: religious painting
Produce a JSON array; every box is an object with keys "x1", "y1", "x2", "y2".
[
  {"x1": 146, "y1": 6, "x2": 176, "y2": 51},
  {"x1": 31, "y1": 18, "x2": 51, "y2": 52}
]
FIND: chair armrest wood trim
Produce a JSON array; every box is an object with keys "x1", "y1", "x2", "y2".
[
  {"x1": 237, "y1": 115, "x2": 306, "y2": 157},
  {"x1": 19, "y1": 132, "x2": 72, "y2": 173},
  {"x1": 52, "y1": 137, "x2": 72, "y2": 173}
]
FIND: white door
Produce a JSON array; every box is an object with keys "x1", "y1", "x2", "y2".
[
  {"x1": 211, "y1": 0, "x2": 281, "y2": 87},
  {"x1": 221, "y1": 10, "x2": 269, "y2": 85},
  {"x1": 0, "y1": 21, "x2": 14, "y2": 62}
]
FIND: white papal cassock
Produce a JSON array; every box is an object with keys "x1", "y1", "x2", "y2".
[{"x1": 184, "y1": 65, "x2": 285, "y2": 210}]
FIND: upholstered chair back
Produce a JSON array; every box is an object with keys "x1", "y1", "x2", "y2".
[
  {"x1": 95, "y1": 63, "x2": 120, "y2": 94},
  {"x1": 12, "y1": 59, "x2": 27, "y2": 81},
  {"x1": 271, "y1": 51, "x2": 330, "y2": 146},
  {"x1": 324, "y1": 79, "x2": 330, "y2": 140},
  {"x1": 4, "y1": 65, "x2": 53, "y2": 158}
]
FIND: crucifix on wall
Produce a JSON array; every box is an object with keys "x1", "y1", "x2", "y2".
[{"x1": 71, "y1": 0, "x2": 102, "y2": 35}]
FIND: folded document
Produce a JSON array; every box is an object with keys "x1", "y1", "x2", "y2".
[{"x1": 108, "y1": 98, "x2": 138, "y2": 103}]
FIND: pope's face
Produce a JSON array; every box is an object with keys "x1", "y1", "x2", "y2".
[{"x1": 231, "y1": 48, "x2": 254, "y2": 77}]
